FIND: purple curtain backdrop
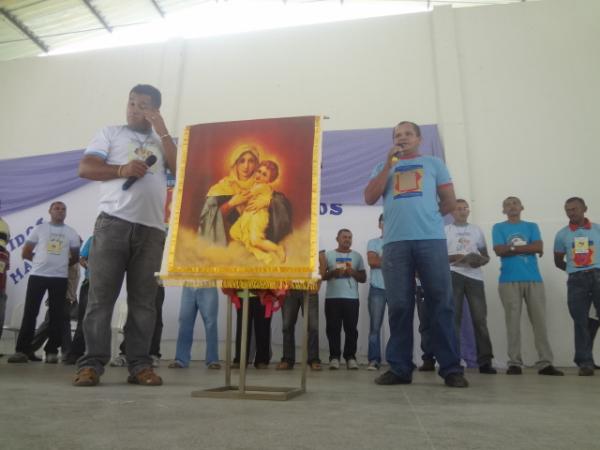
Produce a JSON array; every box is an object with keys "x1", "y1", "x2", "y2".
[{"x1": 0, "y1": 124, "x2": 477, "y2": 364}]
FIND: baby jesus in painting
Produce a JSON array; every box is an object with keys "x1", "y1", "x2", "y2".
[{"x1": 229, "y1": 160, "x2": 286, "y2": 264}]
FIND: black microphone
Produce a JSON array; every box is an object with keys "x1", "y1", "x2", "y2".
[{"x1": 122, "y1": 155, "x2": 158, "y2": 190}]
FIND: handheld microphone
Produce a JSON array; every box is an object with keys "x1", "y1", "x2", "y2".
[{"x1": 122, "y1": 155, "x2": 158, "y2": 190}]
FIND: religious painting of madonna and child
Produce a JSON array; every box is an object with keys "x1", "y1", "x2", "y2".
[{"x1": 160, "y1": 116, "x2": 321, "y2": 289}]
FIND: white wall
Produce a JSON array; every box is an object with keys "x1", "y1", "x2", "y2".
[{"x1": 1, "y1": 0, "x2": 598, "y2": 367}]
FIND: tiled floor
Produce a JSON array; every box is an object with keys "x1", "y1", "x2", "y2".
[{"x1": 1, "y1": 361, "x2": 599, "y2": 450}]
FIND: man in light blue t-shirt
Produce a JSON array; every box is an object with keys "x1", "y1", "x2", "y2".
[
  {"x1": 492, "y1": 196, "x2": 562, "y2": 376},
  {"x1": 364, "y1": 121, "x2": 467, "y2": 388},
  {"x1": 322, "y1": 229, "x2": 366, "y2": 370},
  {"x1": 554, "y1": 197, "x2": 600, "y2": 376},
  {"x1": 366, "y1": 214, "x2": 386, "y2": 370}
]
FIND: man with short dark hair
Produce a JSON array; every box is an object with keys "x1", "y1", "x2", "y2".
[
  {"x1": 554, "y1": 197, "x2": 600, "y2": 376},
  {"x1": 74, "y1": 84, "x2": 176, "y2": 387},
  {"x1": 364, "y1": 121, "x2": 467, "y2": 388},
  {"x1": 492, "y1": 196, "x2": 562, "y2": 376},
  {"x1": 446, "y1": 199, "x2": 496, "y2": 374},
  {"x1": 322, "y1": 229, "x2": 366, "y2": 370},
  {"x1": 8, "y1": 202, "x2": 79, "y2": 364}
]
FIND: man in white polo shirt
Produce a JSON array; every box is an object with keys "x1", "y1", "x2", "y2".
[
  {"x1": 8, "y1": 201, "x2": 79, "y2": 363},
  {"x1": 74, "y1": 84, "x2": 176, "y2": 387}
]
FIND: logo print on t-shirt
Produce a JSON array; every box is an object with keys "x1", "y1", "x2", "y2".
[
  {"x1": 129, "y1": 142, "x2": 160, "y2": 174},
  {"x1": 571, "y1": 236, "x2": 595, "y2": 268},
  {"x1": 393, "y1": 164, "x2": 423, "y2": 199}
]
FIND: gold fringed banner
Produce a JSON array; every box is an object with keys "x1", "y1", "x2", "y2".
[{"x1": 159, "y1": 116, "x2": 322, "y2": 289}]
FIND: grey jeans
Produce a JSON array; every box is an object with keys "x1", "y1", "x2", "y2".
[
  {"x1": 498, "y1": 281, "x2": 554, "y2": 368},
  {"x1": 451, "y1": 272, "x2": 494, "y2": 366},
  {"x1": 78, "y1": 213, "x2": 165, "y2": 376},
  {"x1": 280, "y1": 290, "x2": 320, "y2": 365}
]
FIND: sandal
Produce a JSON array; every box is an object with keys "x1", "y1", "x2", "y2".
[
  {"x1": 310, "y1": 362, "x2": 322, "y2": 371},
  {"x1": 276, "y1": 361, "x2": 293, "y2": 370},
  {"x1": 127, "y1": 367, "x2": 163, "y2": 386},
  {"x1": 168, "y1": 361, "x2": 185, "y2": 369},
  {"x1": 73, "y1": 367, "x2": 100, "y2": 387}
]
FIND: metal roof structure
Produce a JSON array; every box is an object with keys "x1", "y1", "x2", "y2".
[{"x1": 0, "y1": 0, "x2": 528, "y2": 62}]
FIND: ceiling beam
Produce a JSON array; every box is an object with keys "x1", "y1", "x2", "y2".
[
  {"x1": 149, "y1": 0, "x2": 166, "y2": 18},
  {"x1": 81, "y1": 0, "x2": 113, "y2": 33},
  {"x1": 0, "y1": 7, "x2": 48, "y2": 53}
]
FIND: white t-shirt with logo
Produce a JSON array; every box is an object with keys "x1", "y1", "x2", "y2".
[
  {"x1": 27, "y1": 222, "x2": 79, "y2": 278},
  {"x1": 85, "y1": 125, "x2": 167, "y2": 231},
  {"x1": 445, "y1": 223, "x2": 487, "y2": 281}
]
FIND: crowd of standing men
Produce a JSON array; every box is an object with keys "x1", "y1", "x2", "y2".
[{"x1": 1, "y1": 86, "x2": 599, "y2": 389}]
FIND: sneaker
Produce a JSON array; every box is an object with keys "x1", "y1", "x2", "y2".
[
  {"x1": 538, "y1": 365, "x2": 564, "y2": 376},
  {"x1": 110, "y1": 354, "x2": 127, "y2": 367},
  {"x1": 45, "y1": 353, "x2": 59, "y2": 364},
  {"x1": 73, "y1": 367, "x2": 100, "y2": 387},
  {"x1": 418, "y1": 359, "x2": 436, "y2": 371},
  {"x1": 151, "y1": 355, "x2": 160, "y2": 368},
  {"x1": 127, "y1": 367, "x2": 163, "y2": 386},
  {"x1": 346, "y1": 358, "x2": 359, "y2": 370},
  {"x1": 506, "y1": 365, "x2": 522, "y2": 375},
  {"x1": 309, "y1": 361, "x2": 322, "y2": 371},
  {"x1": 444, "y1": 373, "x2": 469, "y2": 388},
  {"x1": 7, "y1": 352, "x2": 28, "y2": 363},
  {"x1": 168, "y1": 361, "x2": 185, "y2": 369},
  {"x1": 276, "y1": 361, "x2": 293, "y2": 370},
  {"x1": 329, "y1": 358, "x2": 340, "y2": 370},
  {"x1": 578, "y1": 366, "x2": 594, "y2": 376},
  {"x1": 479, "y1": 364, "x2": 497, "y2": 374},
  {"x1": 27, "y1": 353, "x2": 42, "y2": 362},
  {"x1": 207, "y1": 362, "x2": 221, "y2": 370},
  {"x1": 374, "y1": 370, "x2": 412, "y2": 385},
  {"x1": 367, "y1": 361, "x2": 380, "y2": 371}
]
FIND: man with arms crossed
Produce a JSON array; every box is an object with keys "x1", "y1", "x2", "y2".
[
  {"x1": 74, "y1": 84, "x2": 176, "y2": 386},
  {"x1": 364, "y1": 121, "x2": 467, "y2": 388},
  {"x1": 492, "y1": 196, "x2": 562, "y2": 376},
  {"x1": 554, "y1": 197, "x2": 600, "y2": 376}
]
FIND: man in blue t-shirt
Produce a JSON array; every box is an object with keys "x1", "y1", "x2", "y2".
[
  {"x1": 554, "y1": 197, "x2": 600, "y2": 376},
  {"x1": 322, "y1": 229, "x2": 366, "y2": 370},
  {"x1": 364, "y1": 121, "x2": 467, "y2": 388},
  {"x1": 492, "y1": 196, "x2": 562, "y2": 376}
]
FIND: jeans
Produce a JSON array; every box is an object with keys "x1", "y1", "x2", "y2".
[
  {"x1": 382, "y1": 240, "x2": 462, "y2": 379},
  {"x1": 281, "y1": 290, "x2": 320, "y2": 365},
  {"x1": 119, "y1": 285, "x2": 165, "y2": 357},
  {"x1": 567, "y1": 269, "x2": 600, "y2": 368},
  {"x1": 234, "y1": 296, "x2": 271, "y2": 366},
  {"x1": 367, "y1": 286, "x2": 387, "y2": 364},
  {"x1": 415, "y1": 285, "x2": 435, "y2": 362},
  {"x1": 78, "y1": 213, "x2": 165, "y2": 376},
  {"x1": 16, "y1": 275, "x2": 68, "y2": 355},
  {"x1": 174, "y1": 287, "x2": 219, "y2": 367},
  {"x1": 68, "y1": 279, "x2": 89, "y2": 359},
  {"x1": 325, "y1": 298, "x2": 359, "y2": 361},
  {"x1": 451, "y1": 272, "x2": 494, "y2": 366}
]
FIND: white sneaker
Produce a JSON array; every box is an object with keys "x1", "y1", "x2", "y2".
[
  {"x1": 110, "y1": 354, "x2": 127, "y2": 367},
  {"x1": 329, "y1": 358, "x2": 340, "y2": 370},
  {"x1": 45, "y1": 353, "x2": 59, "y2": 364},
  {"x1": 367, "y1": 361, "x2": 379, "y2": 371},
  {"x1": 151, "y1": 355, "x2": 160, "y2": 368},
  {"x1": 347, "y1": 358, "x2": 359, "y2": 370}
]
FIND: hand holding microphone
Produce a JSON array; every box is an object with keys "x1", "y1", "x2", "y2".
[{"x1": 122, "y1": 154, "x2": 158, "y2": 190}]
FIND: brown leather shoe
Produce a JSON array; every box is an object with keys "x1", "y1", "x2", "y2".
[
  {"x1": 276, "y1": 361, "x2": 293, "y2": 370},
  {"x1": 73, "y1": 367, "x2": 100, "y2": 387},
  {"x1": 127, "y1": 367, "x2": 163, "y2": 386}
]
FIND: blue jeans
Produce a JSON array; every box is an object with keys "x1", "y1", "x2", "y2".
[
  {"x1": 78, "y1": 213, "x2": 165, "y2": 376},
  {"x1": 367, "y1": 286, "x2": 387, "y2": 364},
  {"x1": 567, "y1": 269, "x2": 600, "y2": 368},
  {"x1": 382, "y1": 240, "x2": 462, "y2": 379},
  {"x1": 175, "y1": 287, "x2": 219, "y2": 367}
]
